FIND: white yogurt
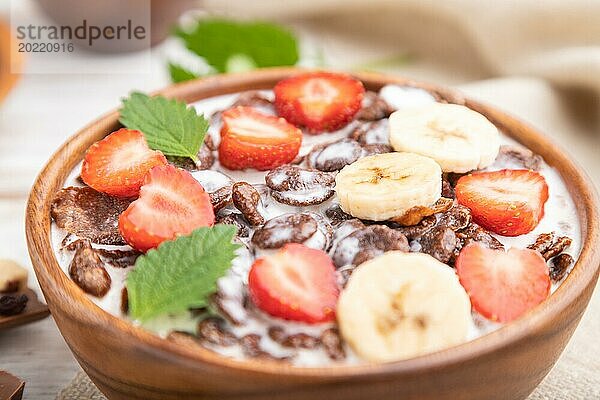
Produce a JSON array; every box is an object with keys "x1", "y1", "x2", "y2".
[{"x1": 51, "y1": 85, "x2": 582, "y2": 366}]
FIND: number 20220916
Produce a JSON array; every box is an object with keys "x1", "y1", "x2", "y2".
[{"x1": 18, "y1": 42, "x2": 75, "y2": 53}]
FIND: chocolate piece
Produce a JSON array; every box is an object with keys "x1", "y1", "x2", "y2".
[
  {"x1": 349, "y1": 119, "x2": 390, "y2": 145},
  {"x1": 216, "y1": 213, "x2": 250, "y2": 237},
  {"x1": 252, "y1": 213, "x2": 318, "y2": 249},
  {"x1": 240, "y1": 334, "x2": 264, "y2": 357},
  {"x1": 0, "y1": 371, "x2": 25, "y2": 400},
  {"x1": 51, "y1": 186, "x2": 131, "y2": 245},
  {"x1": 121, "y1": 287, "x2": 129, "y2": 314},
  {"x1": 332, "y1": 225, "x2": 409, "y2": 268},
  {"x1": 68, "y1": 240, "x2": 111, "y2": 297},
  {"x1": 420, "y1": 226, "x2": 458, "y2": 263},
  {"x1": 240, "y1": 334, "x2": 288, "y2": 361},
  {"x1": 456, "y1": 223, "x2": 504, "y2": 251},
  {"x1": 231, "y1": 182, "x2": 264, "y2": 226},
  {"x1": 197, "y1": 317, "x2": 237, "y2": 346},
  {"x1": 268, "y1": 326, "x2": 286, "y2": 343},
  {"x1": 549, "y1": 253, "x2": 574, "y2": 282},
  {"x1": 231, "y1": 91, "x2": 273, "y2": 109},
  {"x1": 441, "y1": 177, "x2": 455, "y2": 198},
  {"x1": 391, "y1": 197, "x2": 453, "y2": 226},
  {"x1": 528, "y1": 232, "x2": 572, "y2": 260},
  {"x1": 496, "y1": 144, "x2": 543, "y2": 171},
  {"x1": 265, "y1": 165, "x2": 335, "y2": 206},
  {"x1": 0, "y1": 288, "x2": 49, "y2": 331},
  {"x1": 268, "y1": 327, "x2": 320, "y2": 349},
  {"x1": 203, "y1": 134, "x2": 217, "y2": 151},
  {"x1": 210, "y1": 186, "x2": 233, "y2": 212},
  {"x1": 528, "y1": 232, "x2": 556, "y2": 254},
  {"x1": 361, "y1": 143, "x2": 393, "y2": 157},
  {"x1": 325, "y1": 204, "x2": 353, "y2": 225},
  {"x1": 290, "y1": 154, "x2": 305, "y2": 165},
  {"x1": 209, "y1": 92, "x2": 274, "y2": 127},
  {"x1": 209, "y1": 292, "x2": 245, "y2": 326},
  {"x1": 355, "y1": 91, "x2": 394, "y2": 121},
  {"x1": 320, "y1": 328, "x2": 346, "y2": 361},
  {"x1": 310, "y1": 212, "x2": 336, "y2": 251},
  {"x1": 393, "y1": 215, "x2": 437, "y2": 240},
  {"x1": 542, "y1": 236, "x2": 572, "y2": 260},
  {"x1": 437, "y1": 204, "x2": 471, "y2": 231},
  {"x1": 306, "y1": 138, "x2": 363, "y2": 172},
  {"x1": 95, "y1": 248, "x2": 140, "y2": 269},
  {"x1": 445, "y1": 172, "x2": 466, "y2": 187},
  {"x1": 0, "y1": 294, "x2": 28, "y2": 316},
  {"x1": 62, "y1": 238, "x2": 90, "y2": 252}
]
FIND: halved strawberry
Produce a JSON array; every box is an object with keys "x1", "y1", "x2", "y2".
[
  {"x1": 118, "y1": 164, "x2": 214, "y2": 252},
  {"x1": 274, "y1": 71, "x2": 365, "y2": 133},
  {"x1": 218, "y1": 106, "x2": 302, "y2": 170},
  {"x1": 81, "y1": 128, "x2": 167, "y2": 198},
  {"x1": 456, "y1": 243, "x2": 550, "y2": 323},
  {"x1": 248, "y1": 243, "x2": 339, "y2": 323},
  {"x1": 455, "y1": 169, "x2": 549, "y2": 236}
]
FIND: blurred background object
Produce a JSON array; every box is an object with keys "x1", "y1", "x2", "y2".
[
  {"x1": 37, "y1": 0, "x2": 194, "y2": 52},
  {"x1": 0, "y1": 0, "x2": 599, "y2": 398},
  {"x1": 0, "y1": 18, "x2": 21, "y2": 103}
]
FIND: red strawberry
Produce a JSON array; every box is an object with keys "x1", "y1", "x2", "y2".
[
  {"x1": 218, "y1": 106, "x2": 302, "y2": 171},
  {"x1": 455, "y1": 169, "x2": 549, "y2": 236},
  {"x1": 274, "y1": 71, "x2": 365, "y2": 133},
  {"x1": 81, "y1": 128, "x2": 167, "y2": 198},
  {"x1": 248, "y1": 243, "x2": 339, "y2": 323},
  {"x1": 456, "y1": 243, "x2": 550, "y2": 323},
  {"x1": 118, "y1": 164, "x2": 214, "y2": 252}
]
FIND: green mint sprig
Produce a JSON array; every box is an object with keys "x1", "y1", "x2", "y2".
[
  {"x1": 119, "y1": 92, "x2": 209, "y2": 161},
  {"x1": 126, "y1": 225, "x2": 240, "y2": 322},
  {"x1": 169, "y1": 18, "x2": 299, "y2": 82}
]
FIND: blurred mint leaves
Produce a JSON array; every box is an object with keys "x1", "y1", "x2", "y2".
[{"x1": 169, "y1": 19, "x2": 299, "y2": 83}]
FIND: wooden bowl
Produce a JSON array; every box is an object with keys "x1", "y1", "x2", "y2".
[{"x1": 25, "y1": 68, "x2": 600, "y2": 400}]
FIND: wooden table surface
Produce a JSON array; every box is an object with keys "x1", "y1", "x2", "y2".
[{"x1": 1, "y1": 3, "x2": 599, "y2": 399}]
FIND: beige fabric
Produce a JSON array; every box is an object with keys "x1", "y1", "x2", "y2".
[{"x1": 204, "y1": 0, "x2": 600, "y2": 93}]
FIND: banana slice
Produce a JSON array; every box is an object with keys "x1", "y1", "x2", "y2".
[
  {"x1": 334, "y1": 152, "x2": 441, "y2": 221},
  {"x1": 389, "y1": 103, "x2": 500, "y2": 173},
  {"x1": 337, "y1": 251, "x2": 471, "y2": 362}
]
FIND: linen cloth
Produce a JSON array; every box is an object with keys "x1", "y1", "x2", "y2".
[{"x1": 205, "y1": 0, "x2": 600, "y2": 94}]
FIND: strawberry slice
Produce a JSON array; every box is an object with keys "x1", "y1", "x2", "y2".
[
  {"x1": 218, "y1": 106, "x2": 302, "y2": 171},
  {"x1": 118, "y1": 164, "x2": 214, "y2": 252},
  {"x1": 274, "y1": 71, "x2": 365, "y2": 133},
  {"x1": 455, "y1": 169, "x2": 549, "y2": 236},
  {"x1": 456, "y1": 243, "x2": 550, "y2": 323},
  {"x1": 248, "y1": 243, "x2": 339, "y2": 323},
  {"x1": 81, "y1": 128, "x2": 167, "y2": 198}
]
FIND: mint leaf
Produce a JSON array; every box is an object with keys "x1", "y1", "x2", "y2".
[
  {"x1": 119, "y1": 92, "x2": 209, "y2": 161},
  {"x1": 225, "y1": 54, "x2": 257, "y2": 73},
  {"x1": 168, "y1": 62, "x2": 200, "y2": 83},
  {"x1": 126, "y1": 225, "x2": 241, "y2": 321},
  {"x1": 175, "y1": 19, "x2": 299, "y2": 73}
]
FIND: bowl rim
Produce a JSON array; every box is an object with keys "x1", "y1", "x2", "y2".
[{"x1": 26, "y1": 67, "x2": 600, "y2": 379}]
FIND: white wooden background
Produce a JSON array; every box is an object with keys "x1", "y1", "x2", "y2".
[{"x1": 1, "y1": 1, "x2": 599, "y2": 399}]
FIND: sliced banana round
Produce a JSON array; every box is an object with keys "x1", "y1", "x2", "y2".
[
  {"x1": 334, "y1": 152, "x2": 441, "y2": 221},
  {"x1": 389, "y1": 103, "x2": 500, "y2": 173},
  {"x1": 337, "y1": 251, "x2": 471, "y2": 362}
]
